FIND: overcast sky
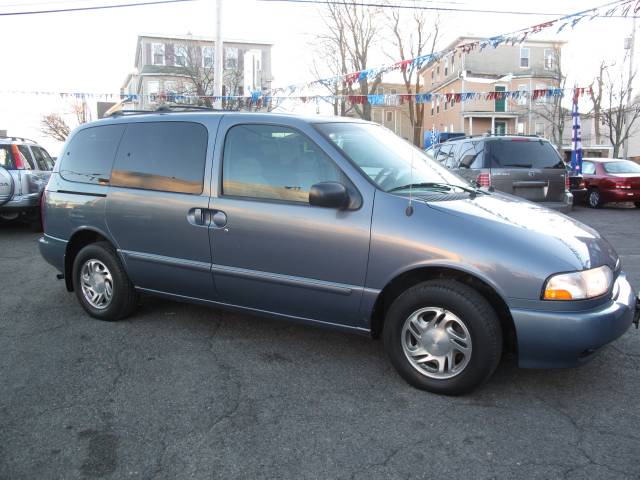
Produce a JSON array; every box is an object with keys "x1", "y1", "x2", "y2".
[{"x1": 0, "y1": 0, "x2": 635, "y2": 154}]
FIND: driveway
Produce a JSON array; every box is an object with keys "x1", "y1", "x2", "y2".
[{"x1": 1, "y1": 205, "x2": 639, "y2": 479}]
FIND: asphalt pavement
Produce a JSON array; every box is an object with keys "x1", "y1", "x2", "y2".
[{"x1": 1, "y1": 205, "x2": 639, "y2": 479}]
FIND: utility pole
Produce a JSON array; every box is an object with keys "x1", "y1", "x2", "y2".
[
  {"x1": 623, "y1": 15, "x2": 636, "y2": 158},
  {"x1": 214, "y1": 0, "x2": 224, "y2": 108}
]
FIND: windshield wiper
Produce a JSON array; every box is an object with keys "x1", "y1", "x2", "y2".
[{"x1": 387, "y1": 182, "x2": 481, "y2": 194}]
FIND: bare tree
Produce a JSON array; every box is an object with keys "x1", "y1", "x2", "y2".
[
  {"x1": 588, "y1": 60, "x2": 611, "y2": 144},
  {"x1": 314, "y1": 0, "x2": 383, "y2": 121},
  {"x1": 595, "y1": 64, "x2": 640, "y2": 157},
  {"x1": 310, "y1": 31, "x2": 353, "y2": 117},
  {"x1": 386, "y1": 7, "x2": 439, "y2": 146},
  {"x1": 39, "y1": 113, "x2": 71, "y2": 142},
  {"x1": 170, "y1": 40, "x2": 216, "y2": 107}
]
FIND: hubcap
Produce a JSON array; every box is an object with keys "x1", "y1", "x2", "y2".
[
  {"x1": 590, "y1": 191, "x2": 599, "y2": 207},
  {"x1": 80, "y1": 259, "x2": 114, "y2": 309},
  {"x1": 401, "y1": 307, "x2": 473, "y2": 379}
]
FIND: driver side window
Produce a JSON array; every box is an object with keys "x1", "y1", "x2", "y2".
[{"x1": 222, "y1": 124, "x2": 348, "y2": 203}]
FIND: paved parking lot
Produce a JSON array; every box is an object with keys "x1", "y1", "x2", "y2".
[{"x1": 1, "y1": 205, "x2": 639, "y2": 479}]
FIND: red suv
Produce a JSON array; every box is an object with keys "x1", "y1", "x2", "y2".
[{"x1": 582, "y1": 158, "x2": 640, "y2": 208}]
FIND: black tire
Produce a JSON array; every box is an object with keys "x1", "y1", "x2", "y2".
[
  {"x1": 383, "y1": 280, "x2": 502, "y2": 395},
  {"x1": 72, "y1": 241, "x2": 138, "y2": 321},
  {"x1": 588, "y1": 188, "x2": 602, "y2": 209}
]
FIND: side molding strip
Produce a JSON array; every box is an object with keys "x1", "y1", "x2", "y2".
[
  {"x1": 119, "y1": 250, "x2": 211, "y2": 273},
  {"x1": 212, "y1": 264, "x2": 354, "y2": 296}
]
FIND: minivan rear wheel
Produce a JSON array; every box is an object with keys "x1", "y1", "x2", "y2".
[
  {"x1": 383, "y1": 280, "x2": 502, "y2": 395},
  {"x1": 73, "y1": 241, "x2": 138, "y2": 321},
  {"x1": 588, "y1": 188, "x2": 602, "y2": 208}
]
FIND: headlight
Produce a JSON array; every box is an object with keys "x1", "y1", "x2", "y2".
[{"x1": 543, "y1": 265, "x2": 613, "y2": 300}]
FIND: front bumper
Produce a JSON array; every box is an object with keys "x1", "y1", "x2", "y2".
[{"x1": 510, "y1": 273, "x2": 637, "y2": 368}]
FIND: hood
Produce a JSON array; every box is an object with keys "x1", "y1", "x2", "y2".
[{"x1": 424, "y1": 192, "x2": 618, "y2": 271}]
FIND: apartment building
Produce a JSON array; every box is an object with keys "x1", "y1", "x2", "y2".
[
  {"x1": 422, "y1": 36, "x2": 565, "y2": 138},
  {"x1": 122, "y1": 34, "x2": 273, "y2": 109}
]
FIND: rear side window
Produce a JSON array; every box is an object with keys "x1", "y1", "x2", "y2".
[
  {"x1": 17, "y1": 146, "x2": 36, "y2": 170},
  {"x1": 61, "y1": 125, "x2": 125, "y2": 184},
  {"x1": 582, "y1": 161, "x2": 596, "y2": 175},
  {"x1": 603, "y1": 160, "x2": 640, "y2": 173},
  {"x1": 111, "y1": 122, "x2": 208, "y2": 194},
  {"x1": 31, "y1": 146, "x2": 55, "y2": 171},
  {"x1": 0, "y1": 145, "x2": 13, "y2": 169},
  {"x1": 457, "y1": 141, "x2": 484, "y2": 169},
  {"x1": 486, "y1": 139, "x2": 564, "y2": 169}
]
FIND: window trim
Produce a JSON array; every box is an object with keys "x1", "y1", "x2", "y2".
[
  {"x1": 219, "y1": 122, "x2": 361, "y2": 208},
  {"x1": 544, "y1": 48, "x2": 555, "y2": 70}
]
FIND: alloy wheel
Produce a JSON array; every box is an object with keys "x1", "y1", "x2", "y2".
[
  {"x1": 401, "y1": 307, "x2": 473, "y2": 380},
  {"x1": 80, "y1": 259, "x2": 114, "y2": 309}
]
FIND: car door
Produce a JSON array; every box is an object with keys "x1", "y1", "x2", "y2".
[
  {"x1": 208, "y1": 119, "x2": 374, "y2": 329},
  {"x1": 106, "y1": 119, "x2": 217, "y2": 301}
]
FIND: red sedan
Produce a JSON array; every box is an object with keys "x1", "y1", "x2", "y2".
[{"x1": 582, "y1": 158, "x2": 640, "y2": 208}]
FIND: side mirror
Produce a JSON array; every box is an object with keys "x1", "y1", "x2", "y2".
[{"x1": 309, "y1": 182, "x2": 350, "y2": 209}]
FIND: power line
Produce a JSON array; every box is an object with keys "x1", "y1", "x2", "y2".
[
  {"x1": 0, "y1": 0, "x2": 196, "y2": 16},
  {"x1": 255, "y1": 0, "x2": 639, "y2": 18}
]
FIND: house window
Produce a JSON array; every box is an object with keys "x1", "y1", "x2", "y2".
[
  {"x1": 431, "y1": 101, "x2": 434, "y2": 116},
  {"x1": 444, "y1": 95, "x2": 448, "y2": 111},
  {"x1": 224, "y1": 47, "x2": 238, "y2": 69},
  {"x1": 450, "y1": 53, "x2": 455, "y2": 72},
  {"x1": 450, "y1": 90, "x2": 455, "y2": 108},
  {"x1": 436, "y1": 97, "x2": 440, "y2": 114},
  {"x1": 385, "y1": 111, "x2": 394, "y2": 123},
  {"x1": 518, "y1": 84, "x2": 528, "y2": 106},
  {"x1": 431, "y1": 69, "x2": 434, "y2": 82},
  {"x1": 544, "y1": 49, "x2": 555, "y2": 70},
  {"x1": 152, "y1": 43, "x2": 165, "y2": 65},
  {"x1": 436, "y1": 65, "x2": 440, "y2": 80},
  {"x1": 202, "y1": 46, "x2": 214, "y2": 68},
  {"x1": 535, "y1": 122, "x2": 545, "y2": 137},
  {"x1": 517, "y1": 122, "x2": 525, "y2": 134},
  {"x1": 147, "y1": 80, "x2": 160, "y2": 95},
  {"x1": 174, "y1": 45, "x2": 187, "y2": 66},
  {"x1": 444, "y1": 58, "x2": 448, "y2": 77},
  {"x1": 520, "y1": 47, "x2": 530, "y2": 68}
]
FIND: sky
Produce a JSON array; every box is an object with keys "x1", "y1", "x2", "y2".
[{"x1": 0, "y1": 0, "x2": 636, "y2": 155}]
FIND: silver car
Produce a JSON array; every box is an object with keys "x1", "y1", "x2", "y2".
[{"x1": 0, "y1": 136, "x2": 54, "y2": 226}]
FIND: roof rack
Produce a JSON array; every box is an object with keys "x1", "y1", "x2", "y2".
[
  {"x1": 440, "y1": 133, "x2": 542, "y2": 143},
  {"x1": 108, "y1": 104, "x2": 230, "y2": 117},
  {"x1": 0, "y1": 136, "x2": 36, "y2": 144}
]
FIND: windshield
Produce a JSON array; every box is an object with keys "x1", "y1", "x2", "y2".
[
  {"x1": 603, "y1": 160, "x2": 640, "y2": 174},
  {"x1": 314, "y1": 122, "x2": 469, "y2": 192},
  {"x1": 486, "y1": 139, "x2": 564, "y2": 169}
]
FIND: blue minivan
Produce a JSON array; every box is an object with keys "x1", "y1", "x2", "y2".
[{"x1": 39, "y1": 111, "x2": 639, "y2": 395}]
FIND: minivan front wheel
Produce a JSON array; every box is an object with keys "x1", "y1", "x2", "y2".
[
  {"x1": 73, "y1": 242, "x2": 138, "y2": 321},
  {"x1": 383, "y1": 280, "x2": 502, "y2": 395}
]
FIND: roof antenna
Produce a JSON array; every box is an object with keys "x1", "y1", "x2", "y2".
[{"x1": 405, "y1": 140, "x2": 414, "y2": 217}]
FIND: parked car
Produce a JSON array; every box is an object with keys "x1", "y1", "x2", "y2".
[
  {"x1": 426, "y1": 135, "x2": 573, "y2": 212},
  {"x1": 39, "y1": 113, "x2": 638, "y2": 395},
  {"x1": 581, "y1": 157, "x2": 640, "y2": 208},
  {"x1": 0, "y1": 136, "x2": 55, "y2": 226}
]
